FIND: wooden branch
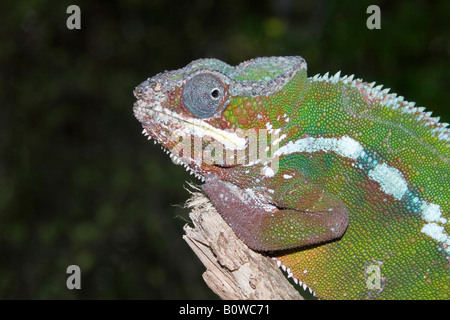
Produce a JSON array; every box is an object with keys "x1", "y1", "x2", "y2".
[{"x1": 183, "y1": 190, "x2": 303, "y2": 300}]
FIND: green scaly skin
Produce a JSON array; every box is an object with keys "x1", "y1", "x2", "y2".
[{"x1": 133, "y1": 56, "x2": 450, "y2": 299}]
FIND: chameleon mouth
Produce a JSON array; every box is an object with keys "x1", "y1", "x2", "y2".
[
  {"x1": 273, "y1": 257, "x2": 317, "y2": 297},
  {"x1": 134, "y1": 101, "x2": 249, "y2": 182},
  {"x1": 134, "y1": 99, "x2": 247, "y2": 151},
  {"x1": 139, "y1": 122, "x2": 207, "y2": 182}
]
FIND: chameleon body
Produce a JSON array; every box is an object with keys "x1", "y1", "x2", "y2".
[{"x1": 133, "y1": 56, "x2": 450, "y2": 299}]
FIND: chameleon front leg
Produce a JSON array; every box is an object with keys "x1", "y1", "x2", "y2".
[{"x1": 202, "y1": 175, "x2": 349, "y2": 251}]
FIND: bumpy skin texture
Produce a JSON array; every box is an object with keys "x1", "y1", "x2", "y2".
[{"x1": 133, "y1": 56, "x2": 450, "y2": 299}]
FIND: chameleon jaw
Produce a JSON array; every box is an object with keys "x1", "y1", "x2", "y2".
[
  {"x1": 135, "y1": 101, "x2": 250, "y2": 182},
  {"x1": 273, "y1": 257, "x2": 317, "y2": 297},
  {"x1": 140, "y1": 124, "x2": 207, "y2": 182}
]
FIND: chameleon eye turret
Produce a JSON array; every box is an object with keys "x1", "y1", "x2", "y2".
[{"x1": 182, "y1": 73, "x2": 227, "y2": 118}]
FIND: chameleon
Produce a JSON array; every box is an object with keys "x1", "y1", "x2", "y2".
[{"x1": 133, "y1": 56, "x2": 450, "y2": 299}]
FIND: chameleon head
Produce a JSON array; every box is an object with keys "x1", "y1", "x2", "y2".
[{"x1": 133, "y1": 57, "x2": 307, "y2": 178}]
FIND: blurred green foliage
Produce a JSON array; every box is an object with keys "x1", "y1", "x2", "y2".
[{"x1": 0, "y1": 0, "x2": 449, "y2": 299}]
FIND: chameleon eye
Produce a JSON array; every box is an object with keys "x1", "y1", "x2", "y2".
[{"x1": 183, "y1": 74, "x2": 225, "y2": 118}]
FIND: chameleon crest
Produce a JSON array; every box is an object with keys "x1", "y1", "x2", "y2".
[{"x1": 133, "y1": 56, "x2": 450, "y2": 299}]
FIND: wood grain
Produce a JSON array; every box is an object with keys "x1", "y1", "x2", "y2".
[{"x1": 183, "y1": 189, "x2": 303, "y2": 300}]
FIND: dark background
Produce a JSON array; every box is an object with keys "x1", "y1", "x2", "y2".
[{"x1": 1, "y1": 0, "x2": 449, "y2": 299}]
